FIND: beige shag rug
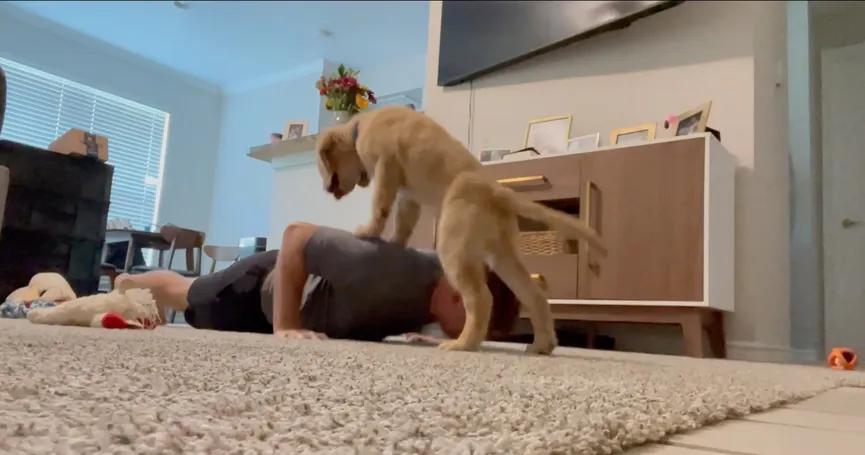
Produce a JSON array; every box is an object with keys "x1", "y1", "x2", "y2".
[{"x1": 1, "y1": 319, "x2": 863, "y2": 455}]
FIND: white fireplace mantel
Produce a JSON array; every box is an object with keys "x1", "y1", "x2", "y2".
[{"x1": 248, "y1": 134, "x2": 320, "y2": 169}]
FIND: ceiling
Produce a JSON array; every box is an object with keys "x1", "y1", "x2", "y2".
[{"x1": 7, "y1": 1, "x2": 429, "y2": 89}]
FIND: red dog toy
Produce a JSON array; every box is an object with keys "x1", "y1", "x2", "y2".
[
  {"x1": 100, "y1": 312, "x2": 152, "y2": 329},
  {"x1": 827, "y1": 347, "x2": 858, "y2": 370}
]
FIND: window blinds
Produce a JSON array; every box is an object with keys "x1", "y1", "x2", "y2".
[{"x1": 0, "y1": 57, "x2": 170, "y2": 230}]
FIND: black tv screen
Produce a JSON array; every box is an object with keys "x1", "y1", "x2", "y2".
[{"x1": 437, "y1": 0, "x2": 685, "y2": 87}]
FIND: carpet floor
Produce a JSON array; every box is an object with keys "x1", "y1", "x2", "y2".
[{"x1": 1, "y1": 319, "x2": 863, "y2": 455}]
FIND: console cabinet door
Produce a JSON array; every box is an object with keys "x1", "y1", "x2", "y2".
[{"x1": 577, "y1": 140, "x2": 705, "y2": 301}]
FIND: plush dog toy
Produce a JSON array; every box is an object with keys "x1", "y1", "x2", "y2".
[
  {"x1": 1, "y1": 272, "x2": 160, "y2": 329},
  {"x1": 26, "y1": 288, "x2": 160, "y2": 329},
  {"x1": 6, "y1": 272, "x2": 77, "y2": 302}
]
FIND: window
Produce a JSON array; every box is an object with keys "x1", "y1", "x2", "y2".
[{"x1": 0, "y1": 57, "x2": 170, "y2": 230}]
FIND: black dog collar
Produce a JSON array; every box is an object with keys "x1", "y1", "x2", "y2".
[
  {"x1": 350, "y1": 121, "x2": 369, "y2": 184},
  {"x1": 351, "y1": 121, "x2": 360, "y2": 146}
]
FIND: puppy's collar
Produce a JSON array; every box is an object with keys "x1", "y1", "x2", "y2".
[{"x1": 351, "y1": 121, "x2": 360, "y2": 146}]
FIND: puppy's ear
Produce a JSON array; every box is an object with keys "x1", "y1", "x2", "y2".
[{"x1": 316, "y1": 129, "x2": 337, "y2": 172}]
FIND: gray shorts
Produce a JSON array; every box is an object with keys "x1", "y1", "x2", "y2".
[{"x1": 185, "y1": 250, "x2": 277, "y2": 333}]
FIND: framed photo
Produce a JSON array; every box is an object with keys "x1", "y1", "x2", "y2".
[
  {"x1": 673, "y1": 101, "x2": 713, "y2": 137},
  {"x1": 283, "y1": 120, "x2": 309, "y2": 140},
  {"x1": 479, "y1": 149, "x2": 511, "y2": 163},
  {"x1": 524, "y1": 115, "x2": 572, "y2": 155},
  {"x1": 609, "y1": 123, "x2": 657, "y2": 146},
  {"x1": 501, "y1": 147, "x2": 540, "y2": 162},
  {"x1": 566, "y1": 132, "x2": 601, "y2": 154}
]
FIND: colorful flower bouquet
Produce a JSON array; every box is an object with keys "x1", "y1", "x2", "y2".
[{"x1": 315, "y1": 64, "x2": 377, "y2": 115}]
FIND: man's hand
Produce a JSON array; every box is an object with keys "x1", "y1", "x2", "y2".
[
  {"x1": 404, "y1": 332, "x2": 444, "y2": 344},
  {"x1": 274, "y1": 329, "x2": 328, "y2": 340}
]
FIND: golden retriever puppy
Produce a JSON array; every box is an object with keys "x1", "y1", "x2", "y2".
[{"x1": 315, "y1": 105, "x2": 606, "y2": 354}]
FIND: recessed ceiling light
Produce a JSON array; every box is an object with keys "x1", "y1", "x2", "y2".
[{"x1": 173, "y1": 1, "x2": 190, "y2": 10}]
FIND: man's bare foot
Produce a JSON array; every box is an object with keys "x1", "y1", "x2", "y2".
[
  {"x1": 113, "y1": 274, "x2": 168, "y2": 325},
  {"x1": 114, "y1": 273, "x2": 135, "y2": 293}
]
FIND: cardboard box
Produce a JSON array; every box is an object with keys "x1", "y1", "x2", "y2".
[{"x1": 48, "y1": 128, "x2": 108, "y2": 161}]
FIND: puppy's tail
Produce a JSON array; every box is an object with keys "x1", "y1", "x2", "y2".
[{"x1": 504, "y1": 191, "x2": 608, "y2": 257}]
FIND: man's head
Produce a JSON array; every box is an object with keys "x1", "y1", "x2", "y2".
[
  {"x1": 430, "y1": 271, "x2": 520, "y2": 341},
  {"x1": 316, "y1": 123, "x2": 369, "y2": 201}
]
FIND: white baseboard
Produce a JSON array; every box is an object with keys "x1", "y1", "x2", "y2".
[
  {"x1": 507, "y1": 320, "x2": 821, "y2": 364},
  {"x1": 726, "y1": 341, "x2": 819, "y2": 364}
]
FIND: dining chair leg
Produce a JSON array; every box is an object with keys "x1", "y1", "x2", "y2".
[{"x1": 123, "y1": 239, "x2": 136, "y2": 273}]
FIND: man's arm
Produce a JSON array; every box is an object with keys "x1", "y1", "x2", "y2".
[{"x1": 272, "y1": 222, "x2": 317, "y2": 334}]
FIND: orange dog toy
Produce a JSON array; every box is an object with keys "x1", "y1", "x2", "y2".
[{"x1": 827, "y1": 347, "x2": 858, "y2": 370}]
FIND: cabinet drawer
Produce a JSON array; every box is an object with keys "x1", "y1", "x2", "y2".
[
  {"x1": 521, "y1": 254, "x2": 578, "y2": 299},
  {"x1": 480, "y1": 155, "x2": 581, "y2": 201}
]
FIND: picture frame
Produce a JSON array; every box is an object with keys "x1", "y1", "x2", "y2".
[
  {"x1": 673, "y1": 101, "x2": 713, "y2": 137},
  {"x1": 566, "y1": 132, "x2": 601, "y2": 154},
  {"x1": 283, "y1": 120, "x2": 310, "y2": 140},
  {"x1": 479, "y1": 149, "x2": 511, "y2": 163},
  {"x1": 524, "y1": 115, "x2": 572, "y2": 155},
  {"x1": 501, "y1": 147, "x2": 540, "y2": 162},
  {"x1": 609, "y1": 123, "x2": 657, "y2": 146}
]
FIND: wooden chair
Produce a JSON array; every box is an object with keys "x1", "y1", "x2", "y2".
[
  {"x1": 100, "y1": 263, "x2": 119, "y2": 291},
  {"x1": 130, "y1": 224, "x2": 205, "y2": 277},
  {"x1": 203, "y1": 245, "x2": 241, "y2": 274}
]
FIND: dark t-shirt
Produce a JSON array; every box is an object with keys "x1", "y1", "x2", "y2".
[{"x1": 260, "y1": 226, "x2": 442, "y2": 341}]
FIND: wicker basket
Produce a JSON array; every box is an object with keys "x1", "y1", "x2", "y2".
[{"x1": 519, "y1": 230, "x2": 570, "y2": 256}]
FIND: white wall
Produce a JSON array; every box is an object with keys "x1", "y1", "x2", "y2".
[
  {"x1": 207, "y1": 61, "x2": 325, "y2": 249},
  {"x1": 423, "y1": 1, "x2": 791, "y2": 360},
  {"x1": 361, "y1": 52, "x2": 427, "y2": 98},
  {"x1": 0, "y1": 4, "x2": 222, "y2": 234}
]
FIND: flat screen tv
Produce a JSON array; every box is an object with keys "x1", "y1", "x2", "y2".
[{"x1": 437, "y1": 0, "x2": 685, "y2": 87}]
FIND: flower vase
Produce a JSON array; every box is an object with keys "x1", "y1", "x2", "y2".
[{"x1": 331, "y1": 110, "x2": 352, "y2": 125}]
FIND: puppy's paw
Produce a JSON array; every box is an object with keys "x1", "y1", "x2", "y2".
[
  {"x1": 353, "y1": 223, "x2": 380, "y2": 238},
  {"x1": 437, "y1": 338, "x2": 482, "y2": 352},
  {"x1": 526, "y1": 333, "x2": 558, "y2": 355}
]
